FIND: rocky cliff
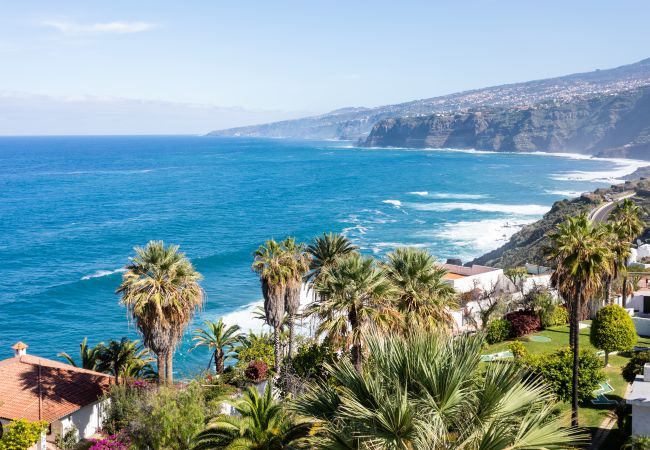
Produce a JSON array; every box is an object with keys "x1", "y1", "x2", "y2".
[{"x1": 363, "y1": 87, "x2": 650, "y2": 159}]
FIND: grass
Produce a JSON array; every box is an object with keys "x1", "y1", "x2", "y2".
[{"x1": 484, "y1": 324, "x2": 650, "y2": 447}]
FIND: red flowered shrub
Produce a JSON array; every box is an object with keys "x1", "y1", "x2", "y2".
[
  {"x1": 244, "y1": 360, "x2": 268, "y2": 382},
  {"x1": 88, "y1": 431, "x2": 131, "y2": 450},
  {"x1": 505, "y1": 311, "x2": 541, "y2": 337}
]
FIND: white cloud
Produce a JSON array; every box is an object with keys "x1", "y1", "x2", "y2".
[{"x1": 42, "y1": 20, "x2": 157, "y2": 35}]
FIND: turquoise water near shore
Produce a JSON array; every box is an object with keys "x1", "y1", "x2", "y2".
[{"x1": 0, "y1": 136, "x2": 643, "y2": 374}]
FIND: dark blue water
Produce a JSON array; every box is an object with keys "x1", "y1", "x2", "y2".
[{"x1": 0, "y1": 136, "x2": 638, "y2": 374}]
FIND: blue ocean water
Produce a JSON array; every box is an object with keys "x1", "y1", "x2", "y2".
[{"x1": 0, "y1": 136, "x2": 641, "y2": 374}]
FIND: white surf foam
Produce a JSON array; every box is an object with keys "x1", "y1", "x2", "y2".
[
  {"x1": 431, "y1": 218, "x2": 536, "y2": 254},
  {"x1": 382, "y1": 199, "x2": 402, "y2": 208},
  {"x1": 81, "y1": 267, "x2": 126, "y2": 280},
  {"x1": 407, "y1": 202, "x2": 548, "y2": 216},
  {"x1": 408, "y1": 191, "x2": 488, "y2": 199},
  {"x1": 218, "y1": 284, "x2": 315, "y2": 333},
  {"x1": 551, "y1": 157, "x2": 649, "y2": 183},
  {"x1": 544, "y1": 189, "x2": 584, "y2": 198}
]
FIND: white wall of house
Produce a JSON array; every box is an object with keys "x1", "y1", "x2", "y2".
[{"x1": 56, "y1": 400, "x2": 106, "y2": 441}]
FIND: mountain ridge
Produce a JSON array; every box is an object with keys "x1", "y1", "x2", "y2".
[{"x1": 208, "y1": 57, "x2": 650, "y2": 141}]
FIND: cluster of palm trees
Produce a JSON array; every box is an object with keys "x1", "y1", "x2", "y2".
[
  {"x1": 192, "y1": 331, "x2": 585, "y2": 449},
  {"x1": 252, "y1": 233, "x2": 458, "y2": 374},
  {"x1": 547, "y1": 198, "x2": 644, "y2": 426},
  {"x1": 58, "y1": 337, "x2": 154, "y2": 384}
]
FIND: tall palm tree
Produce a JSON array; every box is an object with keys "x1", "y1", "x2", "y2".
[
  {"x1": 292, "y1": 331, "x2": 585, "y2": 449},
  {"x1": 191, "y1": 383, "x2": 310, "y2": 450},
  {"x1": 281, "y1": 237, "x2": 311, "y2": 360},
  {"x1": 305, "y1": 232, "x2": 358, "y2": 288},
  {"x1": 610, "y1": 198, "x2": 644, "y2": 307},
  {"x1": 191, "y1": 318, "x2": 243, "y2": 374},
  {"x1": 547, "y1": 214, "x2": 612, "y2": 426},
  {"x1": 252, "y1": 239, "x2": 292, "y2": 374},
  {"x1": 117, "y1": 240, "x2": 205, "y2": 385},
  {"x1": 96, "y1": 337, "x2": 149, "y2": 385},
  {"x1": 313, "y1": 253, "x2": 394, "y2": 372},
  {"x1": 383, "y1": 247, "x2": 458, "y2": 330},
  {"x1": 58, "y1": 337, "x2": 104, "y2": 370}
]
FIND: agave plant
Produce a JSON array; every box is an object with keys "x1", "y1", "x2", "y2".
[{"x1": 292, "y1": 330, "x2": 585, "y2": 449}]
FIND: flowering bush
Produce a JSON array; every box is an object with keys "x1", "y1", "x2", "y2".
[
  {"x1": 88, "y1": 431, "x2": 131, "y2": 450},
  {"x1": 505, "y1": 311, "x2": 541, "y2": 337},
  {"x1": 244, "y1": 360, "x2": 269, "y2": 382}
]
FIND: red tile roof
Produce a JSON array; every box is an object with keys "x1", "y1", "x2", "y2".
[{"x1": 0, "y1": 354, "x2": 112, "y2": 422}]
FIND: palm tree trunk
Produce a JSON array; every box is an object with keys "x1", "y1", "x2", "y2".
[
  {"x1": 349, "y1": 306, "x2": 362, "y2": 373},
  {"x1": 622, "y1": 275, "x2": 628, "y2": 308},
  {"x1": 352, "y1": 344, "x2": 362, "y2": 373},
  {"x1": 605, "y1": 276, "x2": 611, "y2": 305},
  {"x1": 157, "y1": 353, "x2": 166, "y2": 385},
  {"x1": 288, "y1": 316, "x2": 295, "y2": 362},
  {"x1": 273, "y1": 326, "x2": 281, "y2": 375},
  {"x1": 605, "y1": 351, "x2": 609, "y2": 368},
  {"x1": 166, "y1": 351, "x2": 173, "y2": 385},
  {"x1": 570, "y1": 290, "x2": 581, "y2": 427},
  {"x1": 216, "y1": 350, "x2": 224, "y2": 374}
]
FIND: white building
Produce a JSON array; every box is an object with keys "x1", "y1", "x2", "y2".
[
  {"x1": 627, "y1": 363, "x2": 650, "y2": 437},
  {"x1": 0, "y1": 342, "x2": 112, "y2": 449},
  {"x1": 442, "y1": 263, "x2": 552, "y2": 331}
]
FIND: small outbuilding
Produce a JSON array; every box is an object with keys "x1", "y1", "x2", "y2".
[{"x1": 0, "y1": 342, "x2": 112, "y2": 449}]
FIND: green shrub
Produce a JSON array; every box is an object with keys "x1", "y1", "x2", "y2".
[
  {"x1": 508, "y1": 341, "x2": 527, "y2": 359},
  {"x1": 103, "y1": 382, "x2": 206, "y2": 449},
  {"x1": 591, "y1": 304, "x2": 638, "y2": 365},
  {"x1": 237, "y1": 336, "x2": 275, "y2": 369},
  {"x1": 531, "y1": 347, "x2": 605, "y2": 403},
  {"x1": 623, "y1": 435, "x2": 650, "y2": 450},
  {"x1": 292, "y1": 341, "x2": 338, "y2": 381},
  {"x1": 548, "y1": 305, "x2": 569, "y2": 326},
  {"x1": 55, "y1": 426, "x2": 78, "y2": 450},
  {"x1": 623, "y1": 351, "x2": 650, "y2": 383},
  {"x1": 486, "y1": 319, "x2": 512, "y2": 344},
  {"x1": 0, "y1": 419, "x2": 48, "y2": 450}
]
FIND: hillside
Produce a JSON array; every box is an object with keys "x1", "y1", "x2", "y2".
[
  {"x1": 470, "y1": 178, "x2": 650, "y2": 268},
  {"x1": 209, "y1": 57, "x2": 650, "y2": 140},
  {"x1": 363, "y1": 87, "x2": 650, "y2": 159}
]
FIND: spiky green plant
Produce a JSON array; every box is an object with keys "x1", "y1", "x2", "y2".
[
  {"x1": 292, "y1": 331, "x2": 585, "y2": 449},
  {"x1": 96, "y1": 337, "x2": 151, "y2": 385},
  {"x1": 117, "y1": 240, "x2": 205, "y2": 385},
  {"x1": 191, "y1": 383, "x2": 311, "y2": 450}
]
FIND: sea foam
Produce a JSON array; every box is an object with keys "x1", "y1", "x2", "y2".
[
  {"x1": 407, "y1": 202, "x2": 548, "y2": 216},
  {"x1": 81, "y1": 267, "x2": 126, "y2": 280}
]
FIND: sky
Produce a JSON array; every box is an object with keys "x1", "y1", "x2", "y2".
[{"x1": 1, "y1": 0, "x2": 650, "y2": 135}]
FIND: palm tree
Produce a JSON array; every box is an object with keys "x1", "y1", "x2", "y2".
[
  {"x1": 252, "y1": 239, "x2": 292, "y2": 374},
  {"x1": 305, "y1": 232, "x2": 358, "y2": 288},
  {"x1": 292, "y1": 330, "x2": 585, "y2": 449},
  {"x1": 281, "y1": 237, "x2": 311, "y2": 360},
  {"x1": 383, "y1": 247, "x2": 458, "y2": 330},
  {"x1": 191, "y1": 318, "x2": 243, "y2": 374},
  {"x1": 191, "y1": 383, "x2": 310, "y2": 450},
  {"x1": 313, "y1": 253, "x2": 394, "y2": 372},
  {"x1": 117, "y1": 240, "x2": 205, "y2": 385},
  {"x1": 547, "y1": 214, "x2": 612, "y2": 426},
  {"x1": 58, "y1": 337, "x2": 104, "y2": 370},
  {"x1": 96, "y1": 337, "x2": 149, "y2": 385},
  {"x1": 610, "y1": 198, "x2": 644, "y2": 307}
]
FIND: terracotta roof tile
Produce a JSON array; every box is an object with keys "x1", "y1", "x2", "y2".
[{"x1": 0, "y1": 354, "x2": 112, "y2": 422}]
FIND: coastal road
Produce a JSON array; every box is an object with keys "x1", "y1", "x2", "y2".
[{"x1": 588, "y1": 191, "x2": 636, "y2": 223}]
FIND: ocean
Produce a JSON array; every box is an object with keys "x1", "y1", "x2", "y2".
[{"x1": 0, "y1": 135, "x2": 644, "y2": 375}]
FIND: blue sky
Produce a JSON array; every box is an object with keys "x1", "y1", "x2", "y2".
[{"x1": 1, "y1": 1, "x2": 650, "y2": 134}]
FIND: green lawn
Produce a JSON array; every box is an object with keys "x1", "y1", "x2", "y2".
[{"x1": 484, "y1": 324, "x2": 650, "y2": 445}]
